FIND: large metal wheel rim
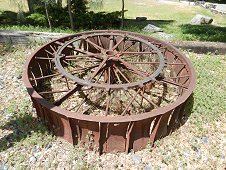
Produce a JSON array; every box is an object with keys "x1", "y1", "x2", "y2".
[
  {"x1": 54, "y1": 33, "x2": 165, "y2": 90},
  {"x1": 22, "y1": 30, "x2": 196, "y2": 123}
]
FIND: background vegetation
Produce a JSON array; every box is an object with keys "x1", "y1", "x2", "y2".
[{"x1": 0, "y1": 0, "x2": 226, "y2": 42}]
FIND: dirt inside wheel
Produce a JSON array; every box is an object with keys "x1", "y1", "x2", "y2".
[{"x1": 23, "y1": 30, "x2": 196, "y2": 153}]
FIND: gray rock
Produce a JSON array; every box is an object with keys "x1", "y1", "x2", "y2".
[
  {"x1": 44, "y1": 160, "x2": 50, "y2": 168},
  {"x1": 202, "y1": 136, "x2": 208, "y2": 144},
  {"x1": 136, "y1": 17, "x2": 147, "y2": 21},
  {"x1": 157, "y1": 32, "x2": 173, "y2": 39},
  {"x1": 143, "y1": 24, "x2": 162, "y2": 33},
  {"x1": 143, "y1": 165, "x2": 152, "y2": 170},
  {"x1": 45, "y1": 143, "x2": 52, "y2": 149},
  {"x1": 0, "y1": 164, "x2": 8, "y2": 170},
  {"x1": 131, "y1": 154, "x2": 142, "y2": 164},
  {"x1": 29, "y1": 156, "x2": 37, "y2": 164},
  {"x1": 190, "y1": 14, "x2": 213, "y2": 25},
  {"x1": 32, "y1": 145, "x2": 41, "y2": 154}
]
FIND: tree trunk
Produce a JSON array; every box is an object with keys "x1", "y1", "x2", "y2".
[
  {"x1": 27, "y1": 0, "x2": 34, "y2": 13},
  {"x1": 121, "y1": 0, "x2": 125, "y2": 28},
  {"x1": 68, "y1": 0, "x2": 75, "y2": 30},
  {"x1": 56, "y1": 0, "x2": 62, "y2": 7},
  {"x1": 45, "y1": 2, "x2": 52, "y2": 31}
]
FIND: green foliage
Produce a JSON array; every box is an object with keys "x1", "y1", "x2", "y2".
[
  {"x1": 0, "y1": 11, "x2": 18, "y2": 24},
  {"x1": 26, "y1": 13, "x2": 46, "y2": 25},
  {"x1": 1, "y1": 0, "x2": 121, "y2": 29},
  {"x1": 76, "y1": 11, "x2": 121, "y2": 29},
  {"x1": 205, "y1": 0, "x2": 226, "y2": 3}
]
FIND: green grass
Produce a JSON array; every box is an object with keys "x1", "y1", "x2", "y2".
[{"x1": 95, "y1": 0, "x2": 226, "y2": 42}]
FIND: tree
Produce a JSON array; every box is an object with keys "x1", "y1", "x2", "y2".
[
  {"x1": 44, "y1": 0, "x2": 52, "y2": 30},
  {"x1": 68, "y1": 0, "x2": 75, "y2": 30},
  {"x1": 27, "y1": 0, "x2": 34, "y2": 13},
  {"x1": 56, "y1": 0, "x2": 62, "y2": 7},
  {"x1": 121, "y1": 0, "x2": 125, "y2": 28}
]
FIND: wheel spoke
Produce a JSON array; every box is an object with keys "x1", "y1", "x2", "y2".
[
  {"x1": 113, "y1": 65, "x2": 130, "y2": 83},
  {"x1": 65, "y1": 54, "x2": 100, "y2": 59},
  {"x1": 30, "y1": 72, "x2": 61, "y2": 81},
  {"x1": 39, "y1": 89, "x2": 69, "y2": 95},
  {"x1": 88, "y1": 58, "x2": 108, "y2": 80},
  {"x1": 119, "y1": 58, "x2": 148, "y2": 78},
  {"x1": 160, "y1": 79, "x2": 188, "y2": 89},
  {"x1": 72, "y1": 48, "x2": 102, "y2": 60},
  {"x1": 71, "y1": 64, "x2": 100, "y2": 75},
  {"x1": 122, "y1": 51, "x2": 156, "y2": 55},
  {"x1": 138, "y1": 90, "x2": 158, "y2": 108},
  {"x1": 129, "y1": 61, "x2": 160, "y2": 64},
  {"x1": 109, "y1": 35, "x2": 114, "y2": 50},
  {"x1": 35, "y1": 57, "x2": 53, "y2": 60},
  {"x1": 97, "y1": 35, "x2": 104, "y2": 48},
  {"x1": 105, "y1": 90, "x2": 112, "y2": 115},
  {"x1": 122, "y1": 88, "x2": 141, "y2": 115},
  {"x1": 112, "y1": 67, "x2": 122, "y2": 84},
  {"x1": 53, "y1": 85, "x2": 82, "y2": 106},
  {"x1": 112, "y1": 37, "x2": 125, "y2": 51},
  {"x1": 84, "y1": 38, "x2": 105, "y2": 52},
  {"x1": 124, "y1": 41, "x2": 137, "y2": 52}
]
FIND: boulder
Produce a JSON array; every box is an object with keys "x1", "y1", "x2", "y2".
[
  {"x1": 143, "y1": 24, "x2": 162, "y2": 33},
  {"x1": 136, "y1": 17, "x2": 147, "y2": 21},
  {"x1": 190, "y1": 14, "x2": 213, "y2": 25}
]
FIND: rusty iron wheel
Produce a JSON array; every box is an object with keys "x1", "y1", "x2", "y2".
[{"x1": 23, "y1": 30, "x2": 196, "y2": 153}]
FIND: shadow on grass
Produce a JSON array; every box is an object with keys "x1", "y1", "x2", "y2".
[
  {"x1": 179, "y1": 94, "x2": 194, "y2": 128},
  {"x1": 124, "y1": 19, "x2": 175, "y2": 30},
  {"x1": 0, "y1": 113, "x2": 50, "y2": 152},
  {"x1": 165, "y1": 94, "x2": 194, "y2": 136},
  {"x1": 180, "y1": 24, "x2": 226, "y2": 42}
]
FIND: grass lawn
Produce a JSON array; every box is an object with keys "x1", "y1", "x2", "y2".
[
  {"x1": 95, "y1": 0, "x2": 226, "y2": 42},
  {"x1": 0, "y1": 0, "x2": 226, "y2": 42}
]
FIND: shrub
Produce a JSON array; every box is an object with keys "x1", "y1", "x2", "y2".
[{"x1": 26, "y1": 13, "x2": 46, "y2": 26}]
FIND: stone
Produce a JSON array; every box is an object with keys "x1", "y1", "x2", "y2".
[
  {"x1": 143, "y1": 24, "x2": 162, "y2": 33},
  {"x1": 131, "y1": 154, "x2": 142, "y2": 164},
  {"x1": 29, "y1": 156, "x2": 37, "y2": 164},
  {"x1": 202, "y1": 136, "x2": 208, "y2": 144},
  {"x1": 157, "y1": 32, "x2": 173, "y2": 39},
  {"x1": 44, "y1": 160, "x2": 50, "y2": 168},
  {"x1": 0, "y1": 164, "x2": 8, "y2": 170},
  {"x1": 190, "y1": 14, "x2": 213, "y2": 25},
  {"x1": 46, "y1": 143, "x2": 52, "y2": 149},
  {"x1": 143, "y1": 165, "x2": 152, "y2": 170},
  {"x1": 136, "y1": 17, "x2": 147, "y2": 21}
]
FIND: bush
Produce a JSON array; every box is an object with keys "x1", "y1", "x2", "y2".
[
  {"x1": 26, "y1": 13, "x2": 46, "y2": 26},
  {"x1": 0, "y1": 1, "x2": 122, "y2": 30},
  {"x1": 0, "y1": 11, "x2": 18, "y2": 24}
]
